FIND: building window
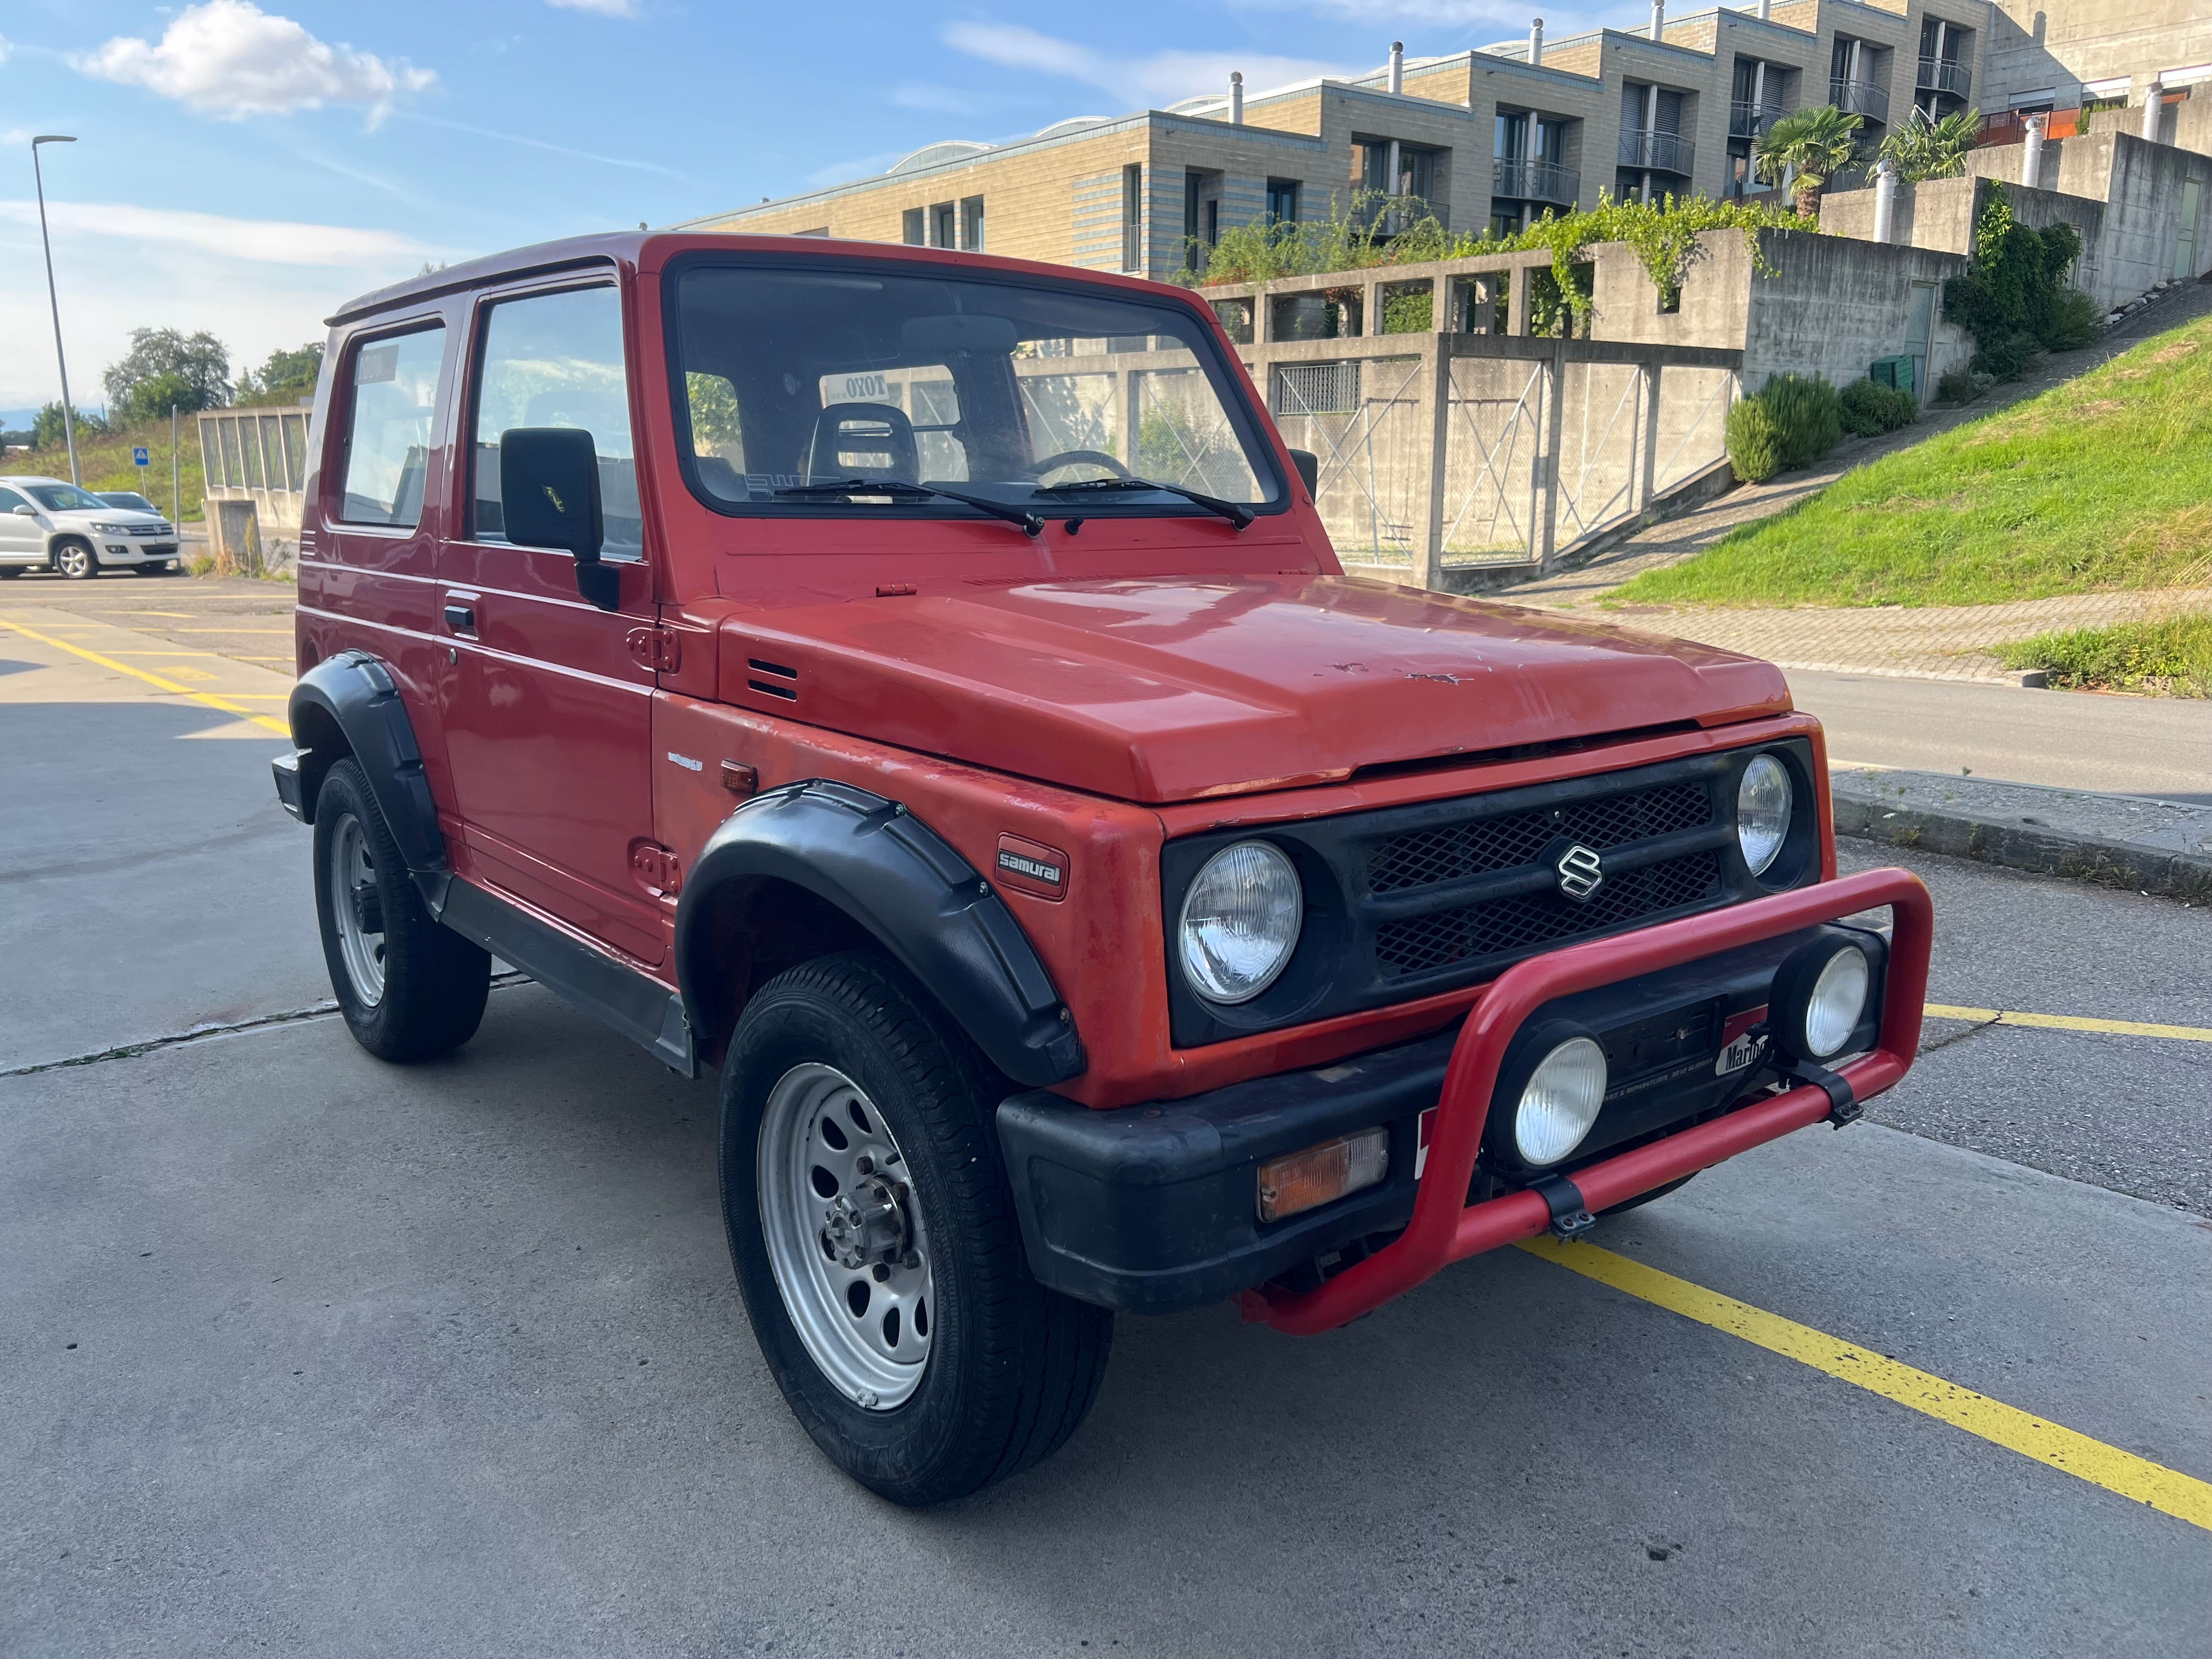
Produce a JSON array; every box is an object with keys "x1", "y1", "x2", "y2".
[
  {"x1": 901, "y1": 208, "x2": 924, "y2": 246},
  {"x1": 961, "y1": 196, "x2": 985, "y2": 252},
  {"x1": 930, "y1": 202, "x2": 957, "y2": 249},
  {"x1": 1121, "y1": 164, "x2": 1143, "y2": 271},
  {"x1": 1266, "y1": 177, "x2": 1300, "y2": 224}
]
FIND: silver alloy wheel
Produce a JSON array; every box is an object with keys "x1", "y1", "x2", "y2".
[
  {"x1": 758, "y1": 1062, "x2": 934, "y2": 1409},
  {"x1": 56, "y1": 544, "x2": 92, "y2": 578},
  {"x1": 328, "y1": 812, "x2": 387, "y2": 1006}
]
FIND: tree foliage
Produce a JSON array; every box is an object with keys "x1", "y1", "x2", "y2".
[
  {"x1": 31, "y1": 402, "x2": 110, "y2": 449},
  {"x1": 1880, "y1": 106, "x2": 1981, "y2": 183},
  {"x1": 1755, "y1": 105, "x2": 1866, "y2": 217},
  {"x1": 236, "y1": 342, "x2": 325, "y2": 406},
  {"x1": 101, "y1": 328, "x2": 230, "y2": 422}
]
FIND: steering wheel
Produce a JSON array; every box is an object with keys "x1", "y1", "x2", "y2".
[{"x1": 1025, "y1": 449, "x2": 1133, "y2": 485}]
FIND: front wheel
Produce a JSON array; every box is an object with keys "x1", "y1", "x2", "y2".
[
  {"x1": 720, "y1": 952, "x2": 1112, "y2": 1506},
  {"x1": 312, "y1": 758, "x2": 490, "y2": 1062},
  {"x1": 54, "y1": 540, "x2": 95, "y2": 579}
]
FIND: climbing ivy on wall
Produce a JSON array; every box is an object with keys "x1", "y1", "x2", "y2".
[
  {"x1": 1942, "y1": 182, "x2": 2092, "y2": 377},
  {"x1": 1190, "y1": 190, "x2": 1808, "y2": 336}
]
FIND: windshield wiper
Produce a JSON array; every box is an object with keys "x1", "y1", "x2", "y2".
[
  {"x1": 1034, "y1": 476, "x2": 1254, "y2": 530},
  {"x1": 774, "y1": 477, "x2": 1042, "y2": 538}
]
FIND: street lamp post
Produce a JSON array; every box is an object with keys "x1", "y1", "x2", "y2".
[{"x1": 31, "y1": 135, "x2": 81, "y2": 488}]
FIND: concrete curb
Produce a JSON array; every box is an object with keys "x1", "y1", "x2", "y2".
[{"x1": 1830, "y1": 767, "x2": 2212, "y2": 899}]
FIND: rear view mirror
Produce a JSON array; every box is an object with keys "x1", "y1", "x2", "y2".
[
  {"x1": 900, "y1": 314, "x2": 1019, "y2": 354},
  {"x1": 499, "y1": 426, "x2": 617, "y2": 610},
  {"x1": 10, "y1": 504, "x2": 35, "y2": 516},
  {"x1": 1288, "y1": 448, "x2": 1318, "y2": 496}
]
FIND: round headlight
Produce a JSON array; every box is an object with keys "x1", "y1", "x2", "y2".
[
  {"x1": 1514, "y1": 1036, "x2": 1609, "y2": 1166},
  {"x1": 1802, "y1": 945, "x2": 1871, "y2": 1058},
  {"x1": 1736, "y1": 753, "x2": 1793, "y2": 877},
  {"x1": 1178, "y1": 840, "x2": 1302, "y2": 1004}
]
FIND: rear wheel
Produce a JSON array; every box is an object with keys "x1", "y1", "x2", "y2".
[
  {"x1": 0, "y1": 567, "x2": 19, "y2": 579},
  {"x1": 720, "y1": 951, "x2": 1112, "y2": 1506},
  {"x1": 54, "y1": 540, "x2": 95, "y2": 579},
  {"x1": 312, "y1": 758, "x2": 489, "y2": 1062}
]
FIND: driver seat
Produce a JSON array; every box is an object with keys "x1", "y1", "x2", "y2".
[{"x1": 806, "y1": 402, "x2": 918, "y2": 486}]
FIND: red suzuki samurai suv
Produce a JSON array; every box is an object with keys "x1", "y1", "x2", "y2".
[{"x1": 274, "y1": 232, "x2": 1932, "y2": 1505}]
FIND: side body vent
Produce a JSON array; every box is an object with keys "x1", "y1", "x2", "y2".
[{"x1": 747, "y1": 657, "x2": 799, "y2": 701}]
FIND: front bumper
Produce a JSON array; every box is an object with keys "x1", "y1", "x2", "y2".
[{"x1": 997, "y1": 867, "x2": 1932, "y2": 1327}]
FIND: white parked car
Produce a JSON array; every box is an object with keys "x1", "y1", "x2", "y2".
[{"x1": 0, "y1": 476, "x2": 182, "y2": 578}]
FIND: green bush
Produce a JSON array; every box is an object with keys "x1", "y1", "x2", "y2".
[
  {"x1": 2042, "y1": 287, "x2": 2104, "y2": 351},
  {"x1": 1934, "y1": 365, "x2": 1982, "y2": 404},
  {"x1": 1758, "y1": 372, "x2": 1843, "y2": 468},
  {"x1": 1997, "y1": 612, "x2": 2212, "y2": 696},
  {"x1": 1970, "y1": 329, "x2": 2041, "y2": 381},
  {"x1": 1726, "y1": 397, "x2": 1783, "y2": 483},
  {"x1": 1838, "y1": 377, "x2": 1918, "y2": 437}
]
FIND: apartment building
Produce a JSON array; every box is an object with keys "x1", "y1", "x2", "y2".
[
  {"x1": 1980, "y1": 0, "x2": 2212, "y2": 119},
  {"x1": 678, "y1": 0, "x2": 1994, "y2": 280}
]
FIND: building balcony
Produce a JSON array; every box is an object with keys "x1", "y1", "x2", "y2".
[
  {"x1": 1830, "y1": 76, "x2": 1890, "y2": 123},
  {"x1": 1729, "y1": 98, "x2": 1787, "y2": 139},
  {"x1": 1617, "y1": 129, "x2": 1695, "y2": 175},
  {"x1": 1916, "y1": 57, "x2": 1970, "y2": 98},
  {"x1": 1491, "y1": 159, "x2": 1580, "y2": 205}
]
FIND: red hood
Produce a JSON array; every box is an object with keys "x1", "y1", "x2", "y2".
[{"x1": 719, "y1": 575, "x2": 1790, "y2": 803}]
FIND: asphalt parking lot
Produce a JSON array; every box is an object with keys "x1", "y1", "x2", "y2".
[{"x1": 4, "y1": 583, "x2": 2208, "y2": 1656}]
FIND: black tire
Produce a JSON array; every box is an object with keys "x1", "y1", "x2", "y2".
[
  {"x1": 0, "y1": 567, "x2": 19, "y2": 579},
  {"x1": 720, "y1": 951, "x2": 1112, "y2": 1506},
  {"x1": 54, "y1": 539, "x2": 96, "y2": 579},
  {"x1": 133, "y1": 563, "x2": 165, "y2": 577},
  {"x1": 1599, "y1": 1172, "x2": 1697, "y2": 1217},
  {"x1": 312, "y1": 758, "x2": 489, "y2": 1062}
]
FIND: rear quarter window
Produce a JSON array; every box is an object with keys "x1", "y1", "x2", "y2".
[{"x1": 336, "y1": 325, "x2": 445, "y2": 528}]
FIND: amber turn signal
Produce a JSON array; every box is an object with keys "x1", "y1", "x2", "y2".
[{"x1": 1256, "y1": 1126, "x2": 1389, "y2": 1223}]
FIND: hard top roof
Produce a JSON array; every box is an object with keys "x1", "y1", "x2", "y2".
[{"x1": 326, "y1": 230, "x2": 1198, "y2": 326}]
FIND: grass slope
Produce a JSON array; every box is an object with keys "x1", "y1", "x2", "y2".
[
  {"x1": 3, "y1": 422, "x2": 205, "y2": 523},
  {"x1": 1610, "y1": 315, "x2": 2212, "y2": 609}
]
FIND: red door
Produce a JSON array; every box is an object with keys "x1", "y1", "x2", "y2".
[{"x1": 435, "y1": 276, "x2": 665, "y2": 967}]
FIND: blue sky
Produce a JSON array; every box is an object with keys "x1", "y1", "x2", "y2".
[{"x1": 1, "y1": 0, "x2": 1639, "y2": 417}]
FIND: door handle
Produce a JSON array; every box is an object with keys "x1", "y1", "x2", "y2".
[{"x1": 443, "y1": 603, "x2": 477, "y2": 635}]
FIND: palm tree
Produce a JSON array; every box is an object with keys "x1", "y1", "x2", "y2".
[
  {"x1": 1880, "y1": 106, "x2": 1982, "y2": 183},
  {"x1": 1756, "y1": 105, "x2": 1866, "y2": 218}
]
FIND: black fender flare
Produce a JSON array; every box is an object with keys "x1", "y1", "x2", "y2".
[
  {"x1": 286, "y1": 650, "x2": 447, "y2": 877},
  {"x1": 675, "y1": 780, "x2": 1086, "y2": 1088}
]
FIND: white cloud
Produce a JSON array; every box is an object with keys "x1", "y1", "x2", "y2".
[
  {"x1": 0, "y1": 203, "x2": 452, "y2": 410},
  {"x1": 0, "y1": 200, "x2": 439, "y2": 267},
  {"x1": 1231, "y1": 0, "x2": 1528, "y2": 23},
  {"x1": 72, "y1": 1, "x2": 436, "y2": 126},
  {"x1": 0, "y1": 35, "x2": 12, "y2": 66},
  {"x1": 548, "y1": 0, "x2": 643, "y2": 14},
  {"x1": 941, "y1": 23, "x2": 1355, "y2": 110}
]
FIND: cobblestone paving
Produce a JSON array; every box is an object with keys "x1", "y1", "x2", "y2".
[{"x1": 1493, "y1": 280, "x2": 2212, "y2": 681}]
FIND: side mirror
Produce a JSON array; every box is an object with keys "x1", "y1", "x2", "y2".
[
  {"x1": 1288, "y1": 448, "x2": 1319, "y2": 496},
  {"x1": 499, "y1": 426, "x2": 617, "y2": 610},
  {"x1": 11, "y1": 504, "x2": 36, "y2": 517}
]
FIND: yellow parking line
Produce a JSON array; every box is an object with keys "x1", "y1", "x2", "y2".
[
  {"x1": 1520, "y1": 1237, "x2": 2212, "y2": 1534},
  {"x1": 1926, "y1": 1005, "x2": 2212, "y2": 1043},
  {"x1": 0, "y1": 617, "x2": 289, "y2": 736}
]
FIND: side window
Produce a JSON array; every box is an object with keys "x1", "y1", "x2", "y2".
[
  {"x1": 336, "y1": 325, "x2": 444, "y2": 527},
  {"x1": 0, "y1": 486, "x2": 29, "y2": 512},
  {"x1": 470, "y1": 286, "x2": 640, "y2": 558}
]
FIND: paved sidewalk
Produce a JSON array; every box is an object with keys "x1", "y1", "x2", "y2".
[{"x1": 1613, "y1": 588, "x2": 2212, "y2": 682}]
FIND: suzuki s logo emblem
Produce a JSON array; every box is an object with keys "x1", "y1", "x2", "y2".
[{"x1": 1555, "y1": 843, "x2": 1605, "y2": 901}]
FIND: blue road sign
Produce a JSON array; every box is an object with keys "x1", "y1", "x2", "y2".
[{"x1": 132, "y1": 447, "x2": 150, "y2": 466}]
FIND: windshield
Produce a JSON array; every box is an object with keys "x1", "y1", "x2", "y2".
[
  {"x1": 670, "y1": 261, "x2": 1280, "y2": 521},
  {"x1": 27, "y1": 483, "x2": 105, "y2": 512}
]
